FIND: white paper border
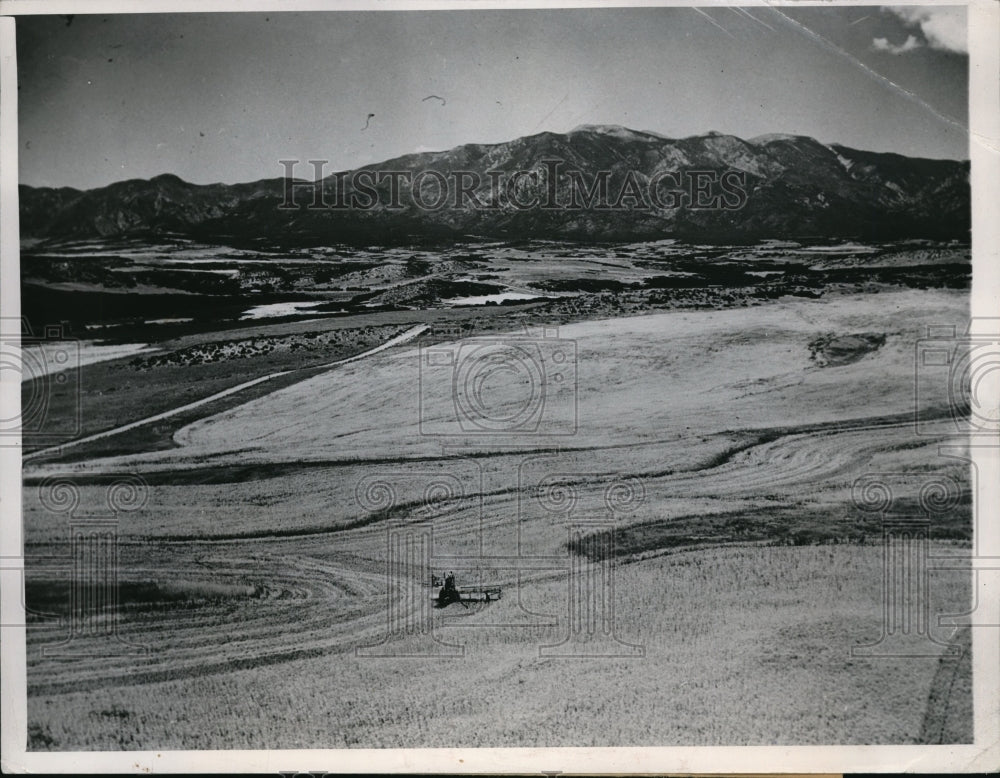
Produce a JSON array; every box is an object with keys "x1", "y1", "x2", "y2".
[{"x1": 1, "y1": 0, "x2": 997, "y2": 773}]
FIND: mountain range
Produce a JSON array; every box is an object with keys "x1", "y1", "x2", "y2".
[{"x1": 19, "y1": 126, "x2": 970, "y2": 246}]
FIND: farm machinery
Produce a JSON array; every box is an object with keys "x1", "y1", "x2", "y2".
[{"x1": 432, "y1": 572, "x2": 502, "y2": 608}]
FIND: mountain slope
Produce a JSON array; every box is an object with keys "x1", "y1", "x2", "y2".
[{"x1": 19, "y1": 127, "x2": 969, "y2": 246}]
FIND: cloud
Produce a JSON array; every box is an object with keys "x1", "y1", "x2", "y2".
[
  {"x1": 872, "y1": 33, "x2": 923, "y2": 54},
  {"x1": 880, "y1": 6, "x2": 968, "y2": 54}
]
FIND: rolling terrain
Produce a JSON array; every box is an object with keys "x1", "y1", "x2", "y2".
[{"x1": 21, "y1": 268, "x2": 973, "y2": 748}]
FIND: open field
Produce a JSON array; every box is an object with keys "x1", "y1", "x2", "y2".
[
  {"x1": 20, "y1": 241, "x2": 973, "y2": 749},
  {"x1": 24, "y1": 545, "x2": 971, "y2": 749}
]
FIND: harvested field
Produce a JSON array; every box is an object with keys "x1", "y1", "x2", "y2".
[{"x1": 22, "y1": 284, "x2": 973, "y2": 748}]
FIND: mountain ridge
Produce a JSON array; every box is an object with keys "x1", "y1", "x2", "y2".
[{"x1": 20, "y1": 126, "x2": 970, "y2": 247}]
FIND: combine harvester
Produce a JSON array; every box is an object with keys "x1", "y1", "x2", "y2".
[{"x1": 432, "y1": 572, "x2": 502, "y2": 608}]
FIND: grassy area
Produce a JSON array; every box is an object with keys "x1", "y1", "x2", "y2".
[
  {"x1": 20, "y1": 276, "x2": 974, "y2": 751},
  {"x1": 24, "y1": 543, "x2": 971, "y2": 749},
  {"x1": 23, "y1": 323, "x2": 410, "y2": 455}
]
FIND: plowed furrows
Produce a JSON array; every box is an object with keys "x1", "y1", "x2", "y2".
[
  {"x1": 650, "y1": 423, "x2": 934, "y2": 499},
  {"x1": 27, "y1": 598, "x2": 395, "y2": 694},
  {"x1": 339, "y1": 426, "x2": 926, "y2": 550},
  {"x1": 327, "y1": 424, "x2": 939, "y2": 545},
  {"x1": 26, "y1": 424, "x2": 945, "y2": 694},
  {"x1": 26, "y1": 554, "x2": 403, "y2": 693}
]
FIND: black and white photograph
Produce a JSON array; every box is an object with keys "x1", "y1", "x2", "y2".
[{"x1": 1, "y1": 0, "x2": 998, "y2": 772}]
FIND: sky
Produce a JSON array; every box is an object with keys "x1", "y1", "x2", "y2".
[{"x1": 15, "y1": 5, "x2": 969, "y2": 190}]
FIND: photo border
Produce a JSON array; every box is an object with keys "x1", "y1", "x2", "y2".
[{"x1": 1, "y1": 0, "x2": 997, "y2": 772}]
